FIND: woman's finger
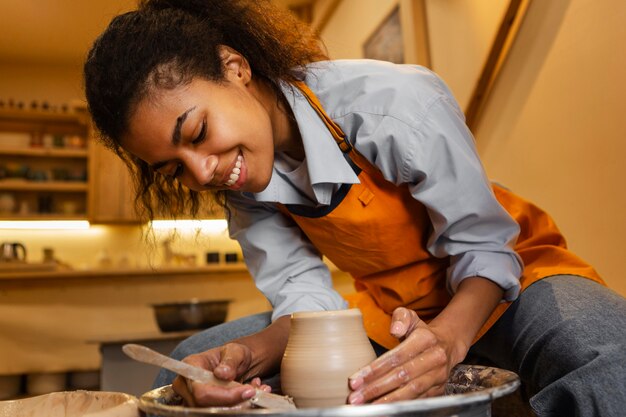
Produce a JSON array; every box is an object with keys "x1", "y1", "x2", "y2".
[
  {"x1": 389, "y1": 307, "x2": 421, "y2": 338},
  {"x1": 349, "y1": 326, "x2": 437, "y2": 390},
  {"x1": 417, "y1": 383, "x2": 446, "y2": 399},
  {"x1": 349, "y1": 344, "x2": 447, "y2": 404},
  {"x1": 373, "y1": 379, "x2": 446, "y2": 404},
  {"x1": 172, "y1": 376, "x2": 196, "y2": 407},
  {"x1": 215, "y1": 343, "x2": 251, "y2": 381},
  {"x1": 188, "y1": 381, "x2": 257, "y2": 407}
]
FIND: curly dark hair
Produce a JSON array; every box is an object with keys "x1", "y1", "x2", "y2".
[{"x1": 84, "y1": 0, "x2": 327, "y2": 220}]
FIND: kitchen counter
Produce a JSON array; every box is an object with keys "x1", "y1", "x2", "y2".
[
  {"x1": 0, "y1": 263, "x2": 270, "y2": 376},
  {"x1": 0, "y1": 263, "x2": 354, "y2": 377}
]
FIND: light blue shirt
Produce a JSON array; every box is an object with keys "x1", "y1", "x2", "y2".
[{"x1": 227, "y1": 60, "x2": 523, "y2": 321}]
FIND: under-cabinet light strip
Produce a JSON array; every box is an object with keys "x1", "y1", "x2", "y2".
[
  {"x1": 0, "y1": 220, "x2": 91, "y2": 230},
  {"x1": 150, "y1": 219, "x2": 228, "y2": 233}
]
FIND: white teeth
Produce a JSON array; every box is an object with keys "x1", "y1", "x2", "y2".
[{"x1": 225, "y1": 155, "x2": 242, "y2": 186}]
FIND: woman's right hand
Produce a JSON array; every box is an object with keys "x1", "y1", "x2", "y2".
[
  {"x1": 172, "y1": 342, "x2": 271, "y2": 407},
  {"x1": 172, "y1": 315, "x2": 291, "y2": 407}
]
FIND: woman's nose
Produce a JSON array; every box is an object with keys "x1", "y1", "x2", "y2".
[{"x1": 184, "y1": 154, "x2": 218, "y2": 187}]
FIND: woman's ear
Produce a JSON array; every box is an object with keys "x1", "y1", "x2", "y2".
[{"x1": 218, "y1": 45, "x2": 252, "y2": 84}]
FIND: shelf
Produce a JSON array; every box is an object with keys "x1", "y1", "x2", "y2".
[
  {"x1": 0, "y1": 263, "x2": 249, "y2": 281},
  {"x1": 0, "y1": 214, "x2": 87, "y2": 221},
  {"x1": 0, "y1": 108, "x2": 88, "y2": 122},
  {"x1": 0, "y1": 179, "x2": 88, "y2": 192},
  {"x1": 0, "y1": 147, "x2": 88, "y2": 158},
  {"x1": 0, "y1": 107, "x2": 100, "y2": 222}
]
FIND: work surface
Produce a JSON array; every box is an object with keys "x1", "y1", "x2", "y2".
[
  {"x1": 0, "y1": 265, "x2": 269, "y2": 375},
  {"x1": 0, "y1": 265, "x2": 353, "y2": 376}
]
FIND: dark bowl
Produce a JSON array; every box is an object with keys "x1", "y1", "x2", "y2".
[{"x1": 151, "y1": 299, "x2": 230, "y2": 333}]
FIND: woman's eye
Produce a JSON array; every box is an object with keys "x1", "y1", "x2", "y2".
[
  {"x1": 192, "y1": 119, "x2": 207, "y2": 145},
  {"x1": 171, "y1": 163, "x2": 183, "y2": 179}
]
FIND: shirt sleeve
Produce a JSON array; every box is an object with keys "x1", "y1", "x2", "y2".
[
  {"x1": 343, "y1": 84, "x2": 523, "y2": 301},
  {"x1": 225, "y1": 192, "x2": 348, "y2": 321}
]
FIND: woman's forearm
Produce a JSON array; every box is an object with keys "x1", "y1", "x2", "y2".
[
  {"x1": 429, "y1": 276, "x2": 505, "y2": 364},
  {"x1": 234, "y1": 314, "x2": 291, "y2": 379}
]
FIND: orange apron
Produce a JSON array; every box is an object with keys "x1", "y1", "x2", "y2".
[{"x1": 279, "y1": 82, "x2": 604, "y2": 349}]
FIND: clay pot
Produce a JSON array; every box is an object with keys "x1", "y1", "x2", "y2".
[
  {"x1": 0, "y1": 390, "x2": 138, "y2": 417},
  {"x1": 280, "y1": 309, "x2": 376, "y2": 408}
]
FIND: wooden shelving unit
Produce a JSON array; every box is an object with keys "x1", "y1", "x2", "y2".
[{"x1": 0, "y1": 108, "x2": 92, "y2": 220}]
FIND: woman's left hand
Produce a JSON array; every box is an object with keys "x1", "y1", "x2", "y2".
[{"x1": 347, "y1": 307, "x2": 464, "y2": 404}]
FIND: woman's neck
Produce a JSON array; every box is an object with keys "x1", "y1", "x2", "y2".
[{"x1": 255, "y1": 79, "x2": 305, "y2": 161}]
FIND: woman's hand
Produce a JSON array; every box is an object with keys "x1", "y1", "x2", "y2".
[
  {"x1": 172, "y1": 315, "x2": 292, "y2": 408},
  {"x1": 172, "y1": 342, "x2": 271, "y2": 407},
  {"x1": 348, "y1": 277, "x2": 504, "y2": 404},
  {"x1": 347, "y1": 307, "x2": 461, "y2": 404}
]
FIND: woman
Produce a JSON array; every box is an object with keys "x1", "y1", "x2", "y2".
[{"x1": 84, "y1": 0, "x2": 626, "y2": 415}]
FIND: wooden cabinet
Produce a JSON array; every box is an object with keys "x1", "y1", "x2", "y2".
[
  {"x1": 0, "y1": 108, "x2": 91, "y2": 219},
  {"x1": 89, "y1": 142, "x2": 140, "y2": 223}
]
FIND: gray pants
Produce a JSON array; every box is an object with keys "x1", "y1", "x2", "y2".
[{"x1": 154, "y1": 276, "x2": 626, "y2": 417}]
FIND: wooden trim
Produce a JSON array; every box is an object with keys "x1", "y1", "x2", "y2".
[
  {"x1": 0, "y1": 147, "x2": 88, "y2": 158},
  {"x1": 311, "y1": 0, "x2": 342, "y2": 33},
  {"x1": 465, "y1": 0, "x2": 532, "y2": 131},
  {"x1": 0, "y1": 264, "x2": 249, "y2": 282},
  {"x1": 399, "y1": 0, "x2": 431, "y2": 67},
  {"x1": 0, "y1": 179, "x2": 88, "y2": 192}
]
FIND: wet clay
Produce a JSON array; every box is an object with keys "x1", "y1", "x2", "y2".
[
  {"x1": 280, "y1": 309, "x2": 376, "y2": 408},
  {"x1": 0, "y1": 390, "x2": 139, "y2": 417}
]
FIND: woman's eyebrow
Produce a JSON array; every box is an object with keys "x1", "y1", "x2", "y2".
[
  {"x1": 172, "y1": 106, "x2": 197, "y2": 145},
  {"x1": 150, "y1": 106, "x2": 198, "y2": 170}
]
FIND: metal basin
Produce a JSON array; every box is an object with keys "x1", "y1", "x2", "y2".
[
  {"x1": 138, "y1": 364, "x2": 520, "y2": 417},
  {"x1": 152, "y1": 299, "x2": 230, "y2": 332}
]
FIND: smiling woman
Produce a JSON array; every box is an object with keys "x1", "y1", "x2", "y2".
[
  {"x1": 120, "y1": 64, "x2": 278, "y2": 194},
  {"x1": 82, "y1": 0, "x2": 626, "y2": 415},
  {"x1": 84, "y1": 0, "x2": 323, "y2": 220}
]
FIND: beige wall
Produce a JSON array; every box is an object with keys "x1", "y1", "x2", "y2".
[
  {"x1": 320, "y1": 0, "x2": 397, "y2": 59},
  {"x1": 425, "y1": 0, "x2": 509, "y2": 109},
  {"x1": 474, "y1": 0, "x2": 626, "y2": 296},
  {"x1": 0, "y1": 63, "x2": 84, "y2": 107},
  {"x1": 321, "y1": 0, "x2": 509, "y2": 109},
  {"x1": 320, "y1": 0, "x2": 624, "y2": 296}
]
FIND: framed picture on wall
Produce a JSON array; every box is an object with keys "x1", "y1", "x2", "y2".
[
  {"x1": 363, "y1": 6, "x2": 404, "y2": 64},
  {"x1": 363, "y1": 0, "x2": 430, "y2": 67}
]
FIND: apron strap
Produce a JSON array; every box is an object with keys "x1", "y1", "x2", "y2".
[{"x1": 294, "y1": 81, "x2": 353, "y2": 153}]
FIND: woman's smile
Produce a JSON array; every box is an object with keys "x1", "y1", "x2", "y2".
[{"x1": 223, "y1": 154, "x2": 246, "y2": 190}]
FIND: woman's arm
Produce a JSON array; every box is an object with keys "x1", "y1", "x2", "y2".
[{"x1": 348, "y1": 276, "x2": 504, "y2": 404}]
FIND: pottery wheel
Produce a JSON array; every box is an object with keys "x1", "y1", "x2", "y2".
[{"x1": 138, "y1": 364, "x2": 520, "y2": 417}]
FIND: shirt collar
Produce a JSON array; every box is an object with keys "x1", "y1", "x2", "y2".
[{"x1": 248, "y1": 83, "x2": 359, "y2": 205}]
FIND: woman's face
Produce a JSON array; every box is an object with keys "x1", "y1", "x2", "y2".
[{"x1": 121, "y1": 60, "x2": 279, "y2": 193}]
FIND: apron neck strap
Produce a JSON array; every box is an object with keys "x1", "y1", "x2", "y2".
[{"x1": 294, "y1": 81, "x2": 353, "y2": 153}]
